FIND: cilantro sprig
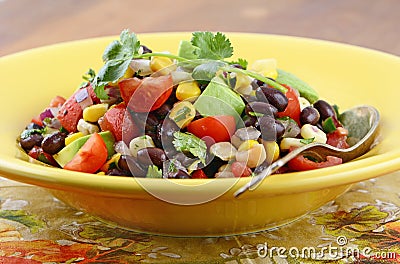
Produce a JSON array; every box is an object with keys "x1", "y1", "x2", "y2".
[
  {"x1": 172, "y1": 132, "x2": 207, "y2": 164},
  {"x1": 90, "y1": 30, "x2": 287, "y2": 99},
  {"x1": 91, "y1": 30, "x2": 141, "y2": 99},
  {"x1": 191, "y1": 31, "x2": 233, "y2": 60}
]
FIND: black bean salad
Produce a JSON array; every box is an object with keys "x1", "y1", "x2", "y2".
[{"x1": 19, "y1": 30, "x2": 351, "y2": 179}]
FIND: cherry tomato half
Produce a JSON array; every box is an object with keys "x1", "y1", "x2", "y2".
[
  {"x1": 192, "y1": 169, "x2": 209, "y2": 179},
  {"x1": 99, "y1": 102, "x2": 140, "y2": 144},
  {"x1": 57, "y1": 85, "x2": 100, "y2": 133},
  {"x1": 64, "y1": 132, "x2": 108, "y2": 173},
  {"x1": 231, "y1": 161, "x2": 252, "y2": 177},
  {"x1": 277, "y1": 85, "x2": 301, "y2": 125},
  {"x1": 187, "y1": 115, "x2": 236, "y2": 144},
  {"x1": 119, "y1": 75, "x2": 173, "y2": 112},
  {"x1": 327, "y1": 127, "x2": 349, "y2": 149},
  {"x1": 288, "y1": 154, "x2": 342, "y2": 171}
]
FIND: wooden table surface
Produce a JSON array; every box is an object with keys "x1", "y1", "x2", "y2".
[{"x1": 1, "y1": 0, "x2": 400, "y2": 57}]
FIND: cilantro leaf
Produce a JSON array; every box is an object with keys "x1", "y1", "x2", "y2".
[
  {"x1": 82, "y1": 68, "x2": 96, "y2": 82},
  {"x1": 92, "y1": 29, "x2": 141, "y2": 99},
  {"x1": 191, "y1": 31, "x2": 233, "y2": 60},
  {"x1": 172, "y1": 132, "x2": 207, "y2": 164},
  {"x1": 120, "y1": 29, "x2": 141, "y2": 57},
  {"x1": 102, "y1": 40, "x2": 124, "y2": 61},
  {"x1": 192, "y1": 60, "x2": 226, "y2": 82},
  {"x1": 97, "y1": 59, "x2": 131, "y2": 83},
  {"x1": 300, "y1": 138, "x2": 315, "y2": 145},
  {"x1": 146, "y1": 165, "x2": 162, "y2": 178}
]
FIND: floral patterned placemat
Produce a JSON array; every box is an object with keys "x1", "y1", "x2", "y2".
[{"x1": 0, "y1": 171, "x2": 399, "y2": 263}]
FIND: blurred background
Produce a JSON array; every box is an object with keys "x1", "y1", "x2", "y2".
[{"x1": 1, "y1": 0, "x2": 400, "y2": 56}]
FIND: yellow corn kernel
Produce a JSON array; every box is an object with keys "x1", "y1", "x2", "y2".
[
  {"x1": 65, "y1": 132, "x2": 85, "y2": 145},
  {"x1": 101, "y1": 153, "x2": 121, "y2": 172},
  {"x1": 250, "y1": 58, "x2": 278, "y2": 79},
  {"x1": 83, "y1": 103, "x2": 109, "y2": 123},
  {"x1": 262, "y1": 140, "x2": 280, "y2": 163},
  {"x1": 238, "y1": 140, "x2": 259, "y2": 152},
  {"x1": 150, "y1": 56, "x2": 177, "y2": 76},
  {"x1": 109, "y1": 67, "x2": 134, "y2": 86},
  {"x1": 176, "y1": 81, "x2": 201, "y2": 101},
  {"x1": 169, "y1": 101, "x2": 196, "y2": 128},
  {"x1": 97, "y1": 171, "x2": 106, "y2": 175}
]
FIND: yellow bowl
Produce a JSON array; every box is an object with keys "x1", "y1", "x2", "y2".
[{"x1": 1, "y1": 33, "x2": 400, "y2": 236}]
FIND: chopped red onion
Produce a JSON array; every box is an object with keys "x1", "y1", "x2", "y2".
[
  {"x1": 40, "y1": 108, "x2": 54, "y2": 121},
  {"x1": 75, "y1": 88, "x2": 93, "y2": 109}
]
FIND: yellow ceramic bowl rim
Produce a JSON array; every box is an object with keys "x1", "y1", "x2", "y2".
[{"x1": 1, "y1": 32, "x2": 400, "y2": 200}]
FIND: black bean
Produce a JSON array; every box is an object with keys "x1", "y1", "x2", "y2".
[
  {"x1": 130, "y1": 112, "x2": 147, "y2": 133},
  {"x1": 158, "y1": 118, "x2": 180, "y2": 157},
  {"x1": 20, "y1": 134, "x2": 44, "y2": 151},
  {"x1": 26, "y1": 123, "x2": 43, "y2": 130},
  {"x1": 313, "y1": 100, "x2": 336, "y2": 121},
  {"x1": 107, "y1": 168, "x2": 132, "y2": 176},
  {"x1": 256, "y1": 79, "x2": 265, "y2": 87},
  {"x1": 202, "y1": 157, "x2": 225, "y2": 178},
  {"x1": 146, "y1": 131, "x2": 162, "y2": 149},
  {"x1": 172, "y1": 153, "x2": 190, "y2": 167},
  {"x1": 41, "y1": 132, "x2": 66, "y2": 154},
  {"x1": 300, "y1": 106, "x2": 320, "y2": 125},
  {"x1": 118, "y1": 155, "x2": 146, "y2": 177},
  {"x1": 230, "y1": 63, "x2": 244, "y2": 69},
  {"x1": 257, "y1": 116, "x2": 285, "y2": 140},
  {"x1": 246, "y1": 102, "x2": 278, "y2": 117},
  {"x1": 241, "y1": 94, "x2": 258, "y2": 103},
  {"x1": 137, "y1": 147, "x2": 167, "y2": 167},
  {"x1": 256, "y1": 87, "x2": 288, "y2": 112},
  {"x1": 243, "y1": 115, "x2": 257, "y2": 127},
  {"x1": 140, "y1": 45, "x2": 152, "y2": 54},
  {"x1": 145, "y1": 113, "x2": 159, "y2": 133},
  {"x1": 173, "y1": 170, "x2": 191, "y2": 179},
  {"x1": 154, "y1": 104, "x2": 172, "y2": 120}
]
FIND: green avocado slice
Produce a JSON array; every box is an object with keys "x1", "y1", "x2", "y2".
[
  {"x1": 193, "y1": 76, "x2": 245, "y2": 122},
  {"x1": 276, "y1": 69, "x2": 319, "y2": 103},
  {"x1": 53, "y1": 131, "x2": 115, "y2": 168}
]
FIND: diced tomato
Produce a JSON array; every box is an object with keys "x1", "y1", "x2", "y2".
[
  {"x1": 187, "y1": 115, "x2": 236, "y2": 144},
  {"x1": 57, "y1": 85, "x2": 100, "y2": 133},
  {"x1": 50, "y1": 95, "x2": 66, "y2": 107},
  {"x1": 288, "y1": 153, "x2": 343, "y2": 171},
  {"x1": 231, "y1": 161, "x2": 252, "y2": 177},
  {"x1": 327, "y1": 127, "x2": 350, "y2": 149},
  {"x1": 192, "y1": 169, "x2": 209, "y2": 179},
  {"x1": 99, "y1": 102, "x2": 140, "y2": 144},
  {"x1": 119, "y1": 75, "x2": 173, "y2": 112},
  {"x1": 277, "y1": 85, "x2": 301, "y2": 125},
  {"x1": 31, "y1": 115, "x2": 43, "y2": 127},
  {"x1": 64, "y1": 133, "x2": 108, "y2": 173},
  {"x1": 87, "y1": 84, "x2": 101, "y2": 104}
]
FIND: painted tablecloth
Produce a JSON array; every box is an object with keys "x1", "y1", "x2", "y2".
[{"x1": 0, "y1": 171, "x2": 399, "y2": 263}]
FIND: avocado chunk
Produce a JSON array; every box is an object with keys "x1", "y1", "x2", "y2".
[
  {"x1": 193, "y1": 76, "x2": 245, "y2": 121},
  {"x1": 276, "y1": 69, "x2": 319, "y2": 103},
  {"x1": 53, "y1": 131, "x2": 115, "y2": 167}
]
